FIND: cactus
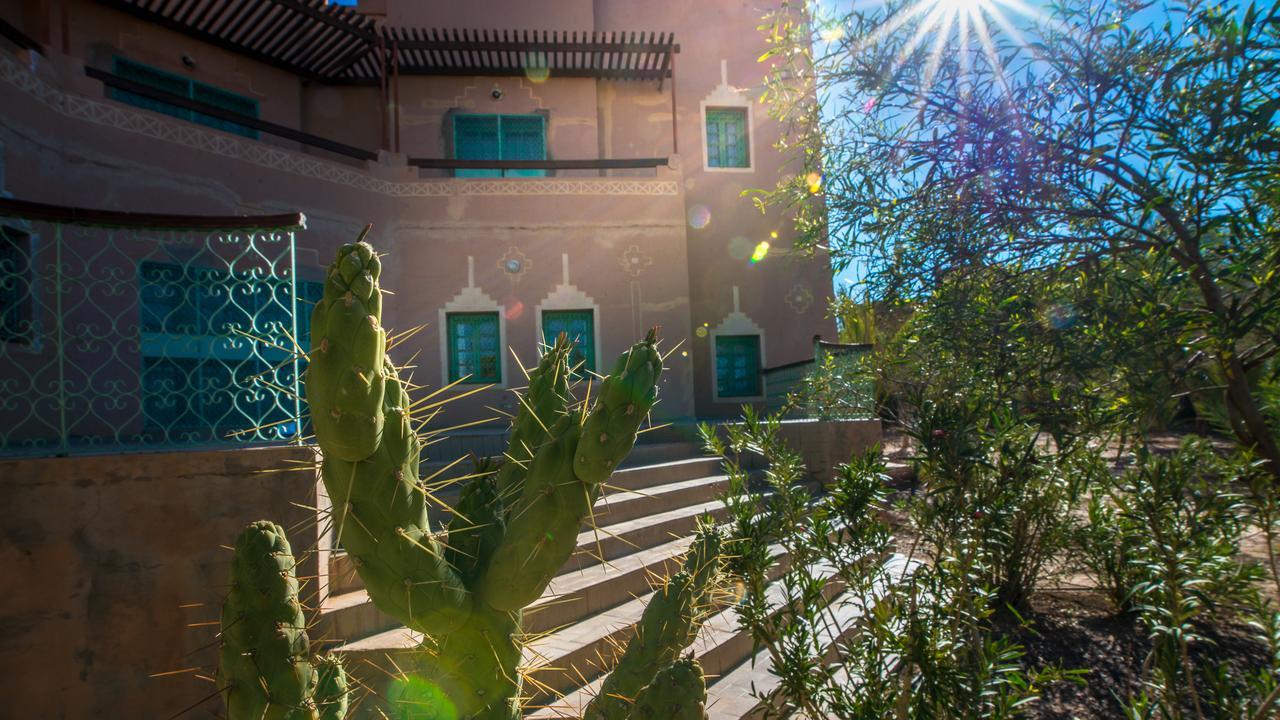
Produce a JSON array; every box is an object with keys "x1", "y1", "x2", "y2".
[
  {"x1": 628, "y1": 658, "x2": 708, "y2": 720},
  {"x1": 306, "y1": 237, "x2": 712, "y2": 719},
  {"x1": 217, "y1": 520, "x2": 348, "y2": 720},
  {"x1": 584, "y1": 522, "x2": 722, "y2": 720}
]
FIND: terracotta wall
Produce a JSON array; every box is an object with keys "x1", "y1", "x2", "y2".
[{"x1": 0, "y1": 445, "x2": 322, "y2": 720}]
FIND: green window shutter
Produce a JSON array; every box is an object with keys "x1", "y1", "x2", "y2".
[
  {"x1": 448, "y1": 312, "x2": 502, "y2": 383},
  {"x1": 453, "y1": 114, "x2": 547, "y2": 178},
  {"x1": 715, "y1": 334, "x2": 762, "y2": 398},
  {"x1": 192, "y1": 81, "x2": 259, "y2": 139},
  {"x1": 454, "y1": 115, "x2": 502, "y2": 178},
  {"x1": 542, "y1": 309, "x2": 594, "y2": 374},
  {"x1": 500, "y1": 114, "x2": 547, "y2": 178},
  {"x1": 113, "y1": 56, "x2": 192, "y2": 122},
  {"x1": 705, "y1": 108, "x2": 749, "y2": 168},
  {"x1": 112, "y1": 57, "x2": 259, "y2": 139}
]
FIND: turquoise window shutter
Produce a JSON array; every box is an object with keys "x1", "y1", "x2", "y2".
[
  {"x1": 112, "y1": 57, "x2": 259, "y2": 139},
  {"x1": 453, "y1": 114, "x2": 547, "y2": 178},
  {"x1": 447, "y1": 312, "x2": 502, "y2": 383},
  {"x1": 542, "y1": 309, "x2": 594, "y2": 374},
  {"x1": 192, "y1": 82, "x2": 259, "y2": 139},
  {"x1": 715, "y1": 334, "x2": 762, "y2": 397},
  {"x1": 705, "y1": 108, "x2": 749, "y2": 168},
  {"x1": 501, "y1": 115, "x2": 547, "y2": 178},
  {"x1": 113, "y1": 57, "x2": 192, "y2": 122},
  {"x1": 454, "y1": 115, "x2": 502, "y2": 178}
]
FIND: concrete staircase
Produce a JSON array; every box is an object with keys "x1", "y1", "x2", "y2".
[{"x1": 317, "y1": 441, "x2": 746, "y2": 718}]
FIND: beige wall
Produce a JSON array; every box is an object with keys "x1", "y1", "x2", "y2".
[{"x1": 0, "y1": 445, "x2": 322, "y2": 720}]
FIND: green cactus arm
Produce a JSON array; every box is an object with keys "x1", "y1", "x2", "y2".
[
  {"x1": 474, "y1": 332, "x2": 663, "y2": 613},
  {"x1": 493, "y1": 336, "x2": 573, "y2": 505},
  {"x1": 314, "y1": 655, "x2": 349, "y2": 720},
  {"x1": 626, "y1": 658, "x2": 708, "y2": 720},
  {"x1": 217, "y1": 521, "x2": 318, "y2": 720},
  {"x1": 584, "y1": 524, "x2": 723, "y2": 720},
  {"x1": 307, "y1": 240, "x2": 472, "y2": 635},
  {"x1": 443, "y1": 459, "x2": 506, "y2": 586}
]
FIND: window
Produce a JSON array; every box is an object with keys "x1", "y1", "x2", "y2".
[
  {"x1": 112, "y1": 57, "x2": 260, "y2": 139},
  {"x1": 715, "y1": 334, "x2": 762, "y2": 398},
  {"x1": 453, "y1": 114, "x2": 547, "y2": 178},
  {"x1": 138, "y1": 261, "x2": 319, "y2": 438},
  {"x1": 0, "y1": 226, "x2": 33, "y2": 345},
  {"x1": 447, "y1": 312, "x2": 502, "y2": 383},
  {"x1": 705, "y1": 107, "x2": 749, "y2": 168},
  {"x1": 542, "y1": 309, "x2": 595, "y2": 375}
]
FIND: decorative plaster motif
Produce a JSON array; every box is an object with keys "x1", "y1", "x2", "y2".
[
  {"x1": 498, "y1": 247, "x2": 531, "y2": 278},
  {"x1": 785, "y1": 283, "x2": 814, "y2": 314},
  {"x1": 439, "y1": 257, "x2": 506, "y2": 386},
  {"x1": 0, "y1": 52, "x2": 677, "y2": 198},
  {"x1": 619, "y1": 244, "x2": 652, "y2": 277}
]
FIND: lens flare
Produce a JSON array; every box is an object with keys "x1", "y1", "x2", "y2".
[
  {"x1": 523, "y1": 52, "x2": 550, "y2": 83},
  {"x1": 750, "y1": 241, "x2": 771, "y2": 264},
  {"x1": 805, "y1": 172, "x2": 822, "y2": 194},
  {"x1": 728, "y1": 236, "x2": 753, "y2": 261},
  {"x1": 695, "y1": 326, "x2": 708, "y2": 338},
  {"x1": 688, "y1": 204, "x2": 712, "y2": 229},
  {"x1": 504, "y1": 297, "x2": 525, "y2": 321}
]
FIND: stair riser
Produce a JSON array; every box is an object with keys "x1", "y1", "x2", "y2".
[
  {"x1": 312, "y1": 598, "x2": 400, "y2": 648},
  {"x1": 524, "y1": 553, "x2": 687, "y2": 636},
  {"x1": 561, "y1": 504, "x2": 729, "y2": 573},
  {"x1": 589, "y1": 478, "x2": 728, "y2": 528},
  {"x1": 325, "y1": 460, "x2": 723, "y2": 596},
  {"x1": 608, "y1": 457, "x2": 722, "y2": 492}
]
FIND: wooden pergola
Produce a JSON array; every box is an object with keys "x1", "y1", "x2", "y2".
[{"x1": 90, "y1": 0, "x2": 680, "y2": 160}]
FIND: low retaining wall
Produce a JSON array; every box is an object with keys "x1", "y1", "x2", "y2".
[
  {"x1": 775, "y1": 418, "x2": 884, "y2": 486},
  {"x1": 0, "y1": 445, "x2": 322, "y2": 719}
]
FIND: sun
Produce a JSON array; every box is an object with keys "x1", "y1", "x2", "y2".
[{"x1": 816, "y1": 0, "x2": 1040, "y2": 90}]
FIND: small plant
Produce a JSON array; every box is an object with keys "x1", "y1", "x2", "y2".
[
  {"x1": 1073, "y1": 491, "x2": 1145, "y2": 613},
  {"x1": 907, "y1": 397, "x2": 1087, "y2": 610},
  {"x1": 701, "y1": 410, "x2": 1076, "y2": 718},
  {"x1": 1110, "y1": 440, "x2": 1266, "y2": 719}
]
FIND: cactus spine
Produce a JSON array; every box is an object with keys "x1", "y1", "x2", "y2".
[
  {"x1": 307, "y1": 237, "x2": 704, "y2": 719},
  {"x1": 217, "y1": 520, "x2": 348, "y2": 720}
]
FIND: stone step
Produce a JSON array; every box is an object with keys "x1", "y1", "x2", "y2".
[
  {"x1": 523, "y1": 558, "x2": 844, "y2": 718},
  {"x1": 328, "y1": 493, "x2": 731, "y2": 650},
  {"x1": 325, "y1": 456, "x2": 724, "y2": 596},
  {"x1": 317, "y1": 528, "x2": 708, "y2": 648},
  {"x1": 317, "y1": 474, "x2": 730, "y2": 643}
]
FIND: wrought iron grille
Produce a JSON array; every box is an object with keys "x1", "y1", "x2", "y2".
[{"x1": 0, "y1": 198, "x2": 311, "y2": 457}]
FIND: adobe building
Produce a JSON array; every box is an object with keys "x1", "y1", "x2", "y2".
[
  {"x1": 1, "y1": 0, "x2": 836, "y2": 440},
  {"x1": 0, "y1": 2, "x2": 847, "y2": 717}
]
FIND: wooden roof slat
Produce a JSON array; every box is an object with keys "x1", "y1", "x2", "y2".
[{"x1": 94, "y1": 0, "x2": 676, "y2": 84}]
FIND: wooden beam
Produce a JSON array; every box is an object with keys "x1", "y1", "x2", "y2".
[
  {"x1": 265, "y1": 0, "x2": 376, "y2": 42},
  {"x1": 0, "y1": 17, "x2": 44, "y2": 52},
  {"x1": 392, "y1": 39, "x2": 680, "y2": 54},
  {"x1": 85, "y1": 66, "x2": 378, "y2": 161},
  {"x1": 0, "y1": 197, "x2": 306, "y2": 231},
  {"x1": 408, "y1": 157, "x2": 669, "y2": 170}
]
